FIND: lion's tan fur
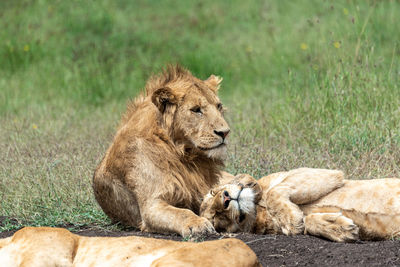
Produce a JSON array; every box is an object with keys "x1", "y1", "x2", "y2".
[
  {"x1": 0, "y1": 227, "x2": 260, "y2": 267},
  {"x1": 299, "y1": 178, "x2": 400, "y2": 240},
  {"x1": 201, "y1": 168, "x2": 400, "y2": 242},
  {"x1": 93, "y1": 65, "x2": 230, "y2": 236}
]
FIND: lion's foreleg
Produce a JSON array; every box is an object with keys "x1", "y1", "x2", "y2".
[
  {"x1": 140, "y1": 200, "x2": 215, "y2": 237},
  {"x1": 303, "y1": 213, "x2": 359, "y2": 242},
  {"x1": 264, "y1": 186, "x2": 304, "y2": 235},
  {"x1": 282, "y1": 168, "x2": 345, "y2": 205}
]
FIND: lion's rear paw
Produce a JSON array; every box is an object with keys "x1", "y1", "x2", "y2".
[
  {"x1": 329, "y1": 215, "x2": 359, "y2": 242},
  {"x1": 305, "y1": 213, "x2": 359, "y2": 242},
  {"x1": 182, "y1": 217, "x2": 216, "y2": 237}
]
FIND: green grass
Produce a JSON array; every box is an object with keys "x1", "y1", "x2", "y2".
[{"x1": 1, "y1": 0, "x2": 399, "y2": 231}]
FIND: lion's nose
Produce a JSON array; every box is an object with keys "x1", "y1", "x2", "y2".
[
  {"x1": 223, "y1": 190, "x2": 230, "y2": 198},
  {"x1": 214, "y1": 129, "x2": 230, "y2": 140},
  {"x1": 223, "y1": 190, "x2": 231, "y2": 209}
]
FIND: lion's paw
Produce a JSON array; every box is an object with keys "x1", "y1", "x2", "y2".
[
  {"x1": 281, "y1": 226, "x2": 304, "y2": 236},
  {"x1": 266, "y1": 189, "x2": 305, "y2": 235},
  {"x1": 182, "y1": 217, "x2": 216, "y2": 237},
  {"x1": 328, "y1": 215, "x2": 359, "y2": 242},
  {"x1": 278, "y1": 209, "x2": 305, "y2": 235},
  {"x1": 305, "y1": 213, "x2": 359, "y2": 242}
]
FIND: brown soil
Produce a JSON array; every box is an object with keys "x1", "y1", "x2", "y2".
[{"x1": 1, "y1": 218, "x2": 400, "y2": 266}]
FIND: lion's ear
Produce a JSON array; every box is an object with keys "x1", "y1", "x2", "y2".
[
  {"x1": 205, "y1": 75, "x2": 223, "y2": 91},
  {"x1": 151, "y1": 87, "x2": 177, "y2": 113}
]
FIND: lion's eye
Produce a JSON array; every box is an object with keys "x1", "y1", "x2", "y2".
[
  {"x1": 210, "y1": 189, "x2": 216, "y2": 196},
  {"x1": 190, "y1": 106, "x2": 202, "y2": 114},
  {"x1": 217, "y1": 103, "x2": 223, "y2": 111}
]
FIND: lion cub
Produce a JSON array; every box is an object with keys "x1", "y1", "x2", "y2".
[{"x1": 200, "y1": 168, "x2": 400, "y2": 242}]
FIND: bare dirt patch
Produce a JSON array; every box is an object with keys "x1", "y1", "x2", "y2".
[{"x1": 1, "y1": 217, "x2": 399, "y2": 266}]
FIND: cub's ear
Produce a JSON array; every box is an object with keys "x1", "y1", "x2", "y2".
[
  {"x1": 151, "y1": 87, "x2": 177, "y2": 113},
  {"x1": 205, "y1": 75, "x2": 223, "y2": 91}
]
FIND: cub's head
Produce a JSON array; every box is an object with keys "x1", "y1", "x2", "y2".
[
  {"x1": 149, "y1": 65, "x2": 230, "y2": 160},
  {"x1": 200, "y1": 174, "x2": 262, "y2": 232}
]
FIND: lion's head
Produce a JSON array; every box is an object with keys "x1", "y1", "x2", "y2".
[
  {"x1": 146, "y1": 65, "x2": 230, "y2": 160},
  {"x1": 200, "y1": 174, "x2": 262, "y2": 232}
]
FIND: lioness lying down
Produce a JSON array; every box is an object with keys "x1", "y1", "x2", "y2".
[
  {"x1": 201, "y1": 168, "x2": 400, "y2": 242},
  {"x1": 0, "y1": 227, "x2": 260, "y2": 267}
]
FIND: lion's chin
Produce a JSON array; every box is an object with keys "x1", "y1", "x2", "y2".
[{"x1": 204, "y1": 144, "x2": 227, "y2": 160}]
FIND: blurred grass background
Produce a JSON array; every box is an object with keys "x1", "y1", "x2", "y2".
[{"x1": 1, "y1": 0, "x2": 399, "y2": 230}]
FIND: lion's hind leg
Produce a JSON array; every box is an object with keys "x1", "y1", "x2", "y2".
[
  {"x1": 304, "y1": 213, "x2": 359, "y2": 242},
  {"x1": 93, "y1": 172, "x2": 141, "y2": 227},
  {"x1": 340, "y1": 210, "x2": 400, "y2": 240}
]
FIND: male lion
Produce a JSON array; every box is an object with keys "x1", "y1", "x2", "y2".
[
  {"x1": 93, "y1": 65, "x2": 230, "y2": 236},
  {"x1": 200, "y1": 168, "x2": 400, "y2": 242},
  {"x1": 0, "y1": 227, "x2": 260, "y2": 266}
]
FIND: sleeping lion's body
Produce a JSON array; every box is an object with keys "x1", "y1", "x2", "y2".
[
  {"x1": 0, "y1": 227, "x2": 260, "y2": 267},
  {"x1": 201, "y1": 168, "x2": 400, "y2": 242}
]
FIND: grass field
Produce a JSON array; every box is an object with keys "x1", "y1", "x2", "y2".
[{"x1": 1, "y1": 0, "x2": 399, "y2": 231}]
